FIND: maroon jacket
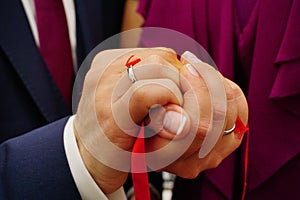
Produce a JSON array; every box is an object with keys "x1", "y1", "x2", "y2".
[{"x1": 138, "y1": 0, "x2": 300, "y2": 199}]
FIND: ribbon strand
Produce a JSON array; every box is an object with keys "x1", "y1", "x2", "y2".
[{"x1": 125, "y1": 55, "x2": 151, "y2": 200}]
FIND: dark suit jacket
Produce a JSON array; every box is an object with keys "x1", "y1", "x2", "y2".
[
  {"x1": 0, "y1": 0, "x2": 125, "y2": 198},
  {"x1": 0, "y1": 117, "x2": 81, "y2": 199},
  {"x1": 0, "y1": 0, "x2": 125, "y2": 143},
  {"x1": 138, "y1": 0, "x2": 300, "y2": 199}
]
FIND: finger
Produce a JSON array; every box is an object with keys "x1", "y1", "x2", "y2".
[
  {"x1": 222, "y1": 77, "x2": 239, "y2": 133},
  {"x1": 111, "y1": 54, "x2": 182, "y2": 102},
  {"x1": 179, "y1": 61, "x2": 211, "y2": 138},
  {"x1": 225, "y1": 79, "x2": 248, "y2": 125},
  {"x1": 142, "y1": 57, "x2": 209, "y2": 162},
  {"x1": 180, "y1": 51, "x2": 227, "y2": 158},
  {"x1": 144, "y1": 60, "x2": 214, "y2": 170},
  {"x1": 202, "y1": 79, "x2": 248, "y2": 170},
  {"x1": 112, "y1": 79, "x2": 183, "y2": 138},
  {"x1": 224, "y1": 78, "x2": 248, "y2": 140}
]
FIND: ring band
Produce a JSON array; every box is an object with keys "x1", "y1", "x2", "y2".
[
  {"x1": 127, "y1": 66, "x2": 137, "y2": 83},
  {"x1": 224, "y1": 123, "x2": 236, "y2": 135}
]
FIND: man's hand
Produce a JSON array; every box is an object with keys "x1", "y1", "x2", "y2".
[{"x1": 74, "y1": 48, "x2": 187, "y2": 193}]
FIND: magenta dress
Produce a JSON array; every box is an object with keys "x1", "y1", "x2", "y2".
[{"x1": 138, "y1": 0, "x2": 300, "y2": 199}]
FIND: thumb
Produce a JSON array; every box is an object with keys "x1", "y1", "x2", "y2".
[{"x1": 146, "y1": 104, "x2": 191, "y2": 140}]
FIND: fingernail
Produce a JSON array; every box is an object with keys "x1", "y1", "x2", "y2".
[
  {"x1": 186, "y1": 63, "x2": 199, "y2": 77},
  {"x1": 163, "y1": 111, "x2": 187, "y2": 135},
  {"x1": 182, "y1": 51, "x2": 203, "y2": 64}
]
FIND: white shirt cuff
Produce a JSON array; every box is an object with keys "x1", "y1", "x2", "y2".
[{"x1": 63, "y1": 115, "x2": 126, "y2": 200}]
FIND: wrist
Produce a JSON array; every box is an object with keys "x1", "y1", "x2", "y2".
[{"x1": 74, "y1": 128, "x2": 128, "y2": 194}]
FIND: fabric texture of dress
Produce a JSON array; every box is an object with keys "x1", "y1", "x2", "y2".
[{"x1": 138, "y1": 0, "x2": 300, "y2": 199}]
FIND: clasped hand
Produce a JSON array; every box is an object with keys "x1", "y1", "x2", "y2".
[{"x1": 73, "y1": 48, "x2": 248, "y2": 194}]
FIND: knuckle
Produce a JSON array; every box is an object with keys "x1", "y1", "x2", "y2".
[
  {"x1": 225, "y1": 80, "x2": 244, "y2": 102},
  {"x1": 208, "y1": 154, "x2": 223, "y2": 169},
  {"x1": 131, "y1": 84, "x2": 147, "y2": 103},
  {"x1": 181, "y1": 168, "x2": 201, "y2": 179},
  {"x1": 226, "y1": 85, "x2": 239, "y2": 101},
  {"x1": 146, "y1": 54, "x2": 165, "y2": 63},
  {"x1": 197, "y1": 119, "x2": 210, "y2": 139}
]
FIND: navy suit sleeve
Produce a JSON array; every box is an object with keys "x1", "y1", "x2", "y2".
[{"x1": 0, "y1": 117, "x2": 81, "y2": 200}]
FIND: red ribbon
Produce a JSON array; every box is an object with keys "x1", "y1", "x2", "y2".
[
  {"x1": 233, "y1": 117, "x2": 249, "y2": 200},
  {"x1": 126, "y1": 55, "x2": 141, "y2": 67},
  {"x1": 125, "y1": 55, "x2": 151, "y2": 200},
  {"x1": 234, "y1": 117, "x2": 249, "y2": 140},
  {"x1": 131, "y1": 123, "x2": 151, "y2": 200}
]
